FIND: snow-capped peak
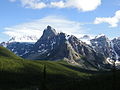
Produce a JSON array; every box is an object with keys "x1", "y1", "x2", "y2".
[
  {"x1": 8, "y1": 35, "x2": 38, "y2": 43},
  {"x1": 95, "y1": 34, "x2": 105, "y2": 39},
  {"x1": 114, "y1": 37, "x2": 120, "y2": 40}
]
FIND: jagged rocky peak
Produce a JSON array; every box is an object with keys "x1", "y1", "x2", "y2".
[
  {"x1": 68, "y1": 35, "x2": 80, "y2": 43},
  {"x1": 91, "y1": 34, "x2": 110, "y2": 43},
  {"x1": 41, "y1": 25, "x2": 58, "y2": 40},
  {"x1": 94, "y1": 34, "x2": 110, "y2": 43},
  {"x1": 90, "y1": 34, "x2": 111, "y2": 58}
]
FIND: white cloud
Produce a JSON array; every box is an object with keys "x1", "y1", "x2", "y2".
[
  {"x1": 8, "y1": 0, "x2": 101, "y2": 11},
  {"x1": 51, "y1": 1, "x2": 65, "y2": 8},
  {"x1": 94, "y1": 10, "x2": 120, "y2": 27},
  {"x1": 20, "y1": 0, "x2": 46, "y2": 9},
  {"x1": 51, "y1": 0, "x2": 101, "y2": 11},
  {"x1": 4, "y1": 16, "x2": 85, "y2": 39}
]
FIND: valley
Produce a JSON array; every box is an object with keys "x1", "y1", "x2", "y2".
[{"x1": 0, "y1": 46, "x2": 120, "y2": 90}]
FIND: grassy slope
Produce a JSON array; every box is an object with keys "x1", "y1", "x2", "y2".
[
  {"x1": 0, "y1": 46, "x2": 120, "y2": 90},
  {"x1": 0, "y1": 46, "x2": 21, "y2": 59}
]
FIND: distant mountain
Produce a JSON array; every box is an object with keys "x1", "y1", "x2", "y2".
[
  {"x1": 0, "y1": 35, "x2": 38, "y2": 57},
  {"x1": 8, "y1": 35, "x2": 38, "y2": 43},
  {"x1": 7, "y1": 42, "x2": 34, "y2": 57}
]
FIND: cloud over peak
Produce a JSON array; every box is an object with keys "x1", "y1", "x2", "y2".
[
  {"x1": 4, "y1": 16, "x2": 85, "y2": 39},
  {"x1": 9, "y1": 0, "x2": 101, "y2": 11}
]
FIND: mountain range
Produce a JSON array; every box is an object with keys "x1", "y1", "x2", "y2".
[{"x1": 1, "y1": 25, "x2": 120, "y2": 69}]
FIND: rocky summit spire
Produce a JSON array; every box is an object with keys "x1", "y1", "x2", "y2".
[
  {"x1": 41, "y1": 25, "x2": 58, "y2": 40},
  {"x1": 47, "y1": 25, "x2": 52, "y2": 30}
]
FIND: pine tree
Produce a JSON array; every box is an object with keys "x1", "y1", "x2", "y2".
[{"x1": 42, "y1": 64, "x2": 47, "y2": 90}]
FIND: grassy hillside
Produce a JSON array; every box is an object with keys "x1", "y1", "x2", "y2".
[
  {"x1": 0, "y1": 46, "x2": 120, "y2": 90},
  {"x1": 0, "y1": 46, "x2": 21, "y2": 59}
]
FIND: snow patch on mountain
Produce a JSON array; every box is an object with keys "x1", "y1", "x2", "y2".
[
  {"x1": 65, "y1": 34, "x2": 71, "y2": 40},
  {"x1": 95, "y1": 34, "x2": 105, "y2": 39}
]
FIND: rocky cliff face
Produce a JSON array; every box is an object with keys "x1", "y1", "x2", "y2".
[
  {"x1": 90, "y1": 35, "x2": 120, "y2": 68},
  {"x1": 90, "y1": 34, "x2": 111, "y2": 58},
  {"x1": 112, "y1": 37, "x2": 120, "y2": 60},
  {"x1": 25, "y1": 26, "x2": 80, "y2": 61},
  {"x1": 90, "y1": 34, "x2": 120, "y2": 60}
]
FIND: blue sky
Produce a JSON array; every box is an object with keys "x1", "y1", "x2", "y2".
[{"x1": 0, "y1": 0, "x2": 120, "y2": 42}]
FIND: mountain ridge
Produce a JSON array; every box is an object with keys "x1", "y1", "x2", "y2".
[{"x1": 1, "y1": 26, "x2": 120, "y2": 69}]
